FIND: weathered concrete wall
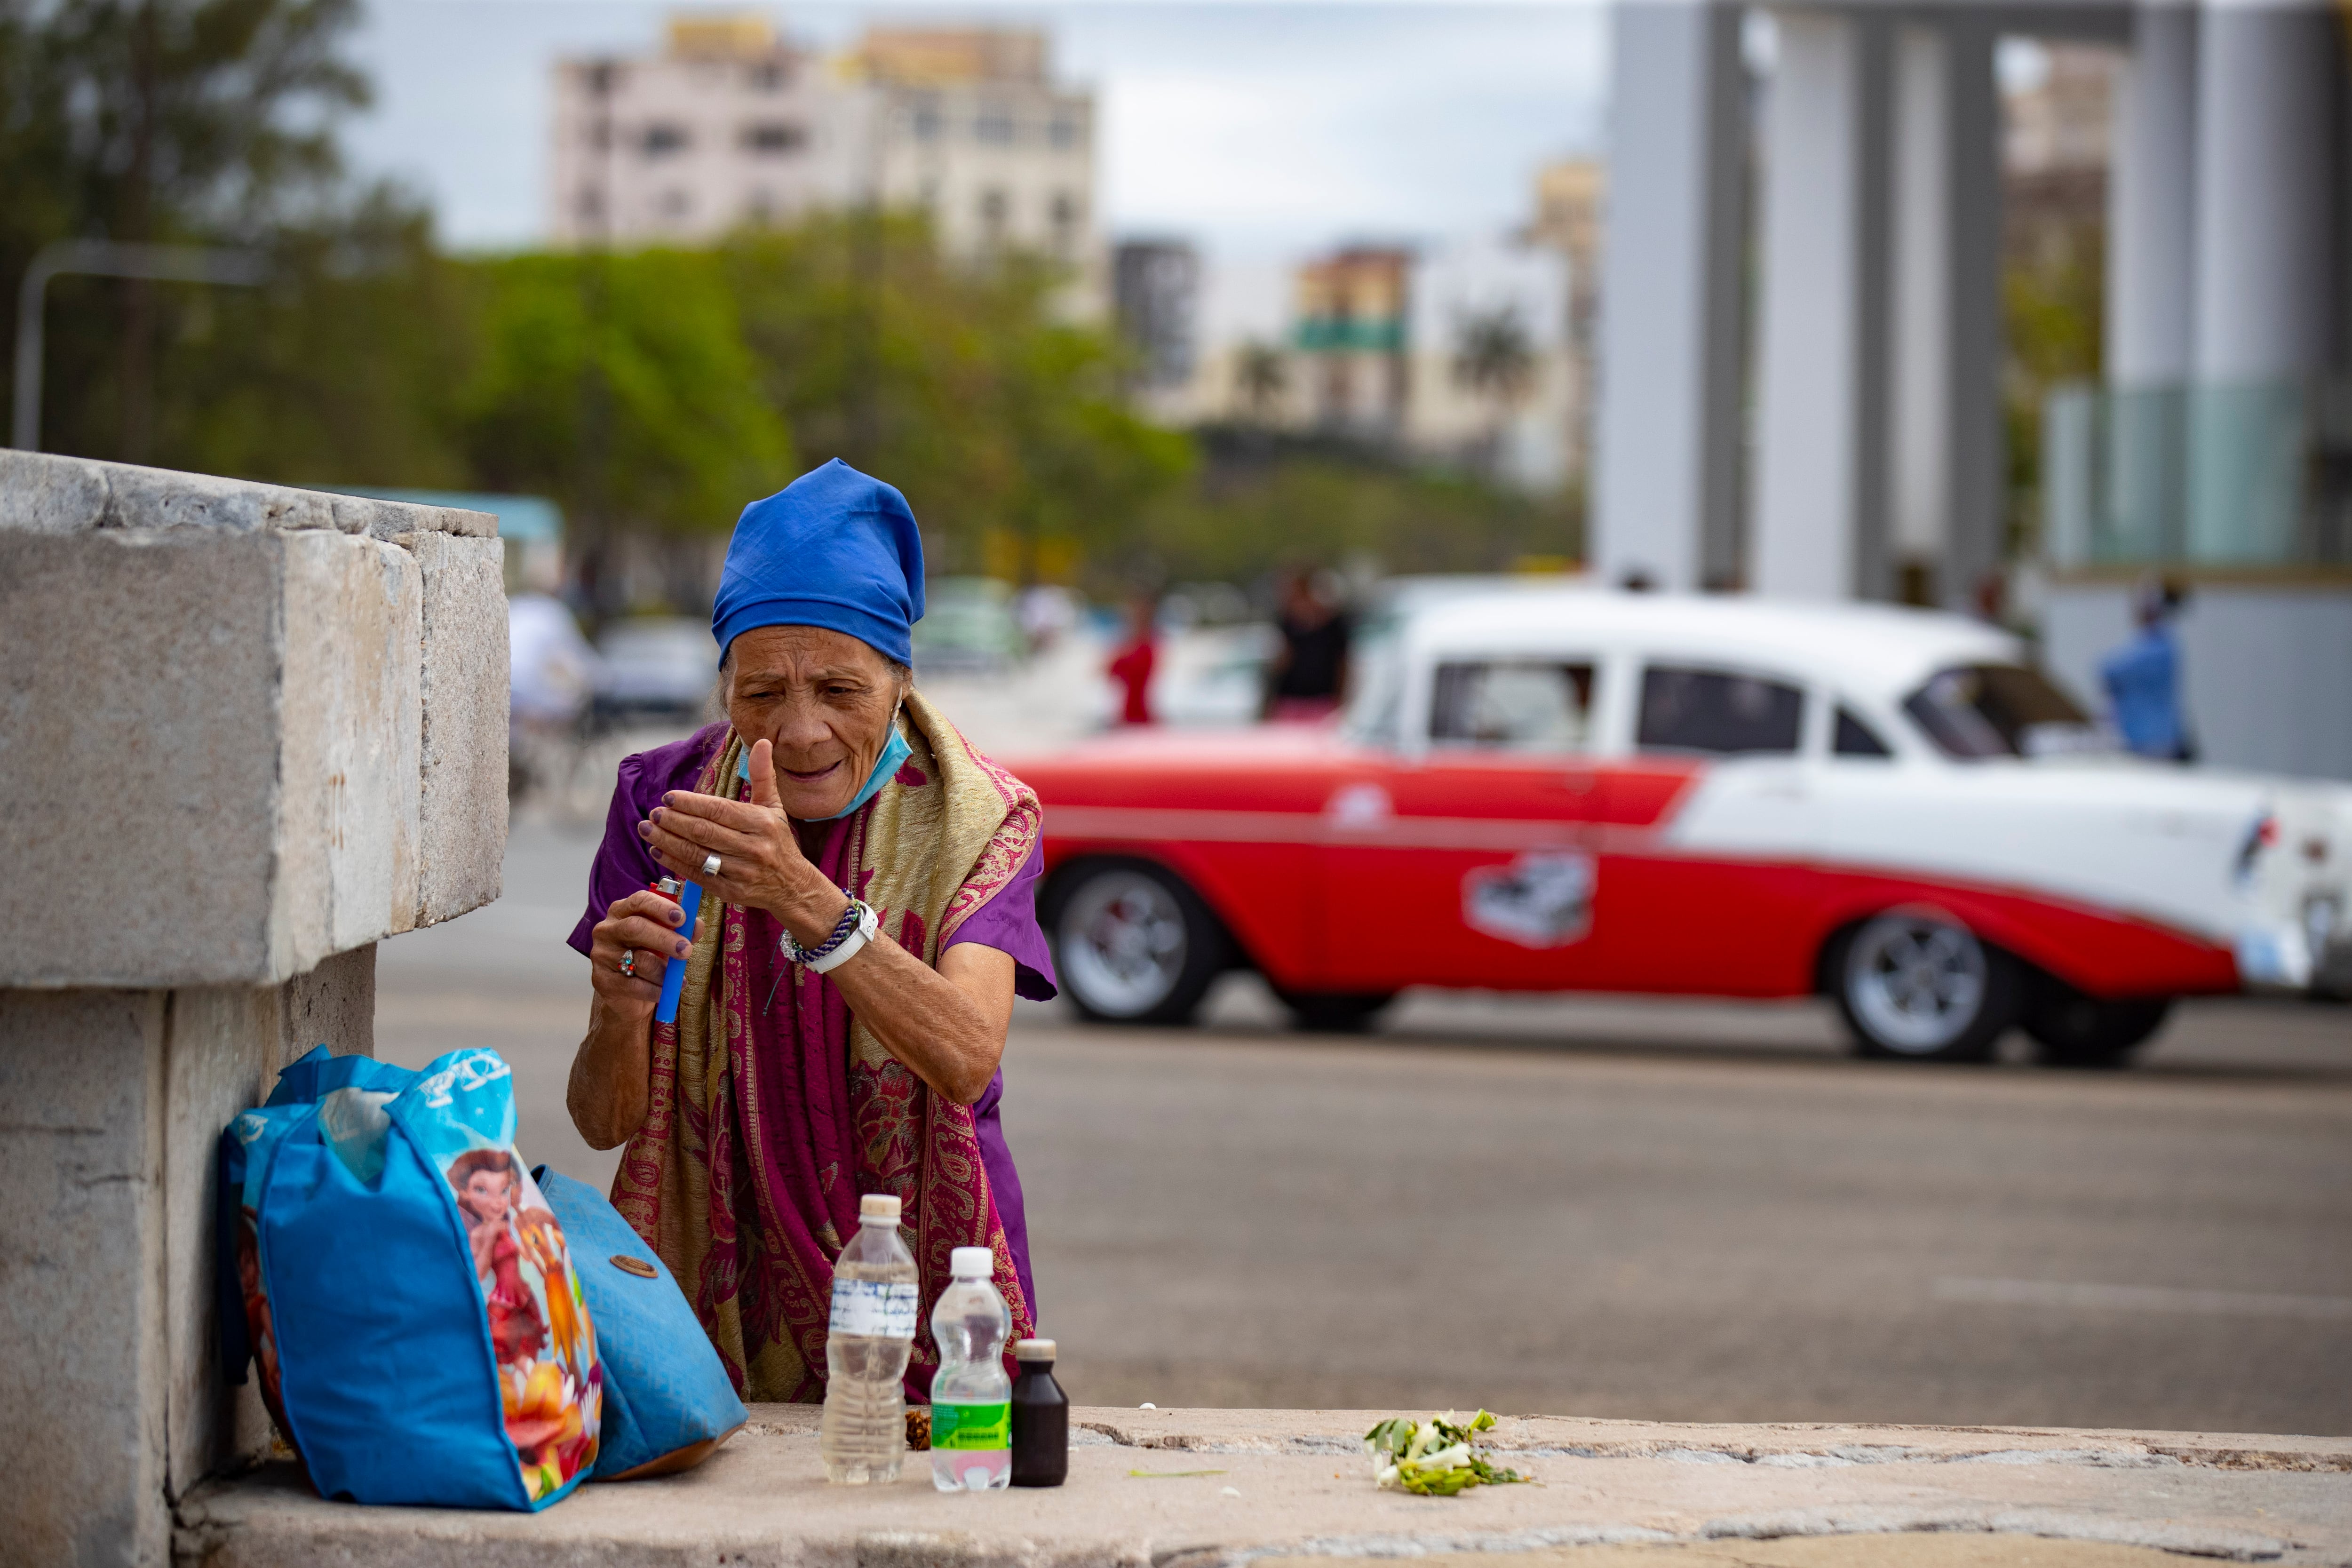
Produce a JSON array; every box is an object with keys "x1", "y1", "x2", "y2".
[
  {"x1": 0, "y1": 451, "x2": 508, "y2": 987},
  {"x1": 0, "y1": 455, "x2": 509, "y2": 1568}
]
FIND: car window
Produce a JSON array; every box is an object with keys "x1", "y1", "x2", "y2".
[
  {"x1": 1637, "y1": 666, "x2": 1804, "y2": 756},
  {"x1": 1903, "y1": 663, "x2": 2105, "y2": 759},
  {"x1": 1430, "y1": 661, "x2": 1595, "y2": 751},
  {"x1": 1833, "y1": 707, "x2": 1893, "y2": 758}
]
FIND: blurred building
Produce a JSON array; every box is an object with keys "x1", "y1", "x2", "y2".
[
  {"x1": 550, "y1": 16, "x2": 859, "y2": 243},
  {"x1": 1292, "y1": 247, "x2": 1414, "y2": 440},
  {"x1": 1113, "y1": 239, "x2": 1202, "y2": 407},
  {"x1": 851, "y1": 27, "x2": 1097, "y2": 268},
  {"x1": 549, "y1": 15, "x2": 1096, "y2": 275},
  {"x1": 1406, "y1": 238, "x2": 1573, "y2": 491},
  {"x1": 1594, "y1": 0, "x2": 2352, "y2": 778},
  {"x1": 1525, "y1": 159, "x2": 1606, "y2": 485},
  {"x1": 2004, "y1": 45, "x2": 2114, "y2": 274}
]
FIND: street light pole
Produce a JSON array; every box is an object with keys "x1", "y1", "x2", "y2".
[{"x1": 11, "y1": 239, "x2": 270, "y2": 453}]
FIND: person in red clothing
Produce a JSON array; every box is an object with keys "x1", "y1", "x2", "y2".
[{"x1": 1106, "y1": 592, "x2": 1160, "y2": 726}]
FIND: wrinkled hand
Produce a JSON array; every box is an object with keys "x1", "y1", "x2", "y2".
[
  {"x1": 638, "y1": 739, "x2": 849, "y2": 947},
  {"x1": 588, "y1": 889, "x2": 693, "y2": 1021}
]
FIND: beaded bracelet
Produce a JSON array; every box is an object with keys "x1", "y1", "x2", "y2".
[{"x1": 782, "y1": 896, "x2": 878, "y2": 978}]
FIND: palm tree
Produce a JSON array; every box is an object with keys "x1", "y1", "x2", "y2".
[
  {"x1": 1452, "y1": 306, "x2": 1536, "y2": 478},
  {"x1": 1234, "y1": 340, "x2": 1289, "y2": 426}
]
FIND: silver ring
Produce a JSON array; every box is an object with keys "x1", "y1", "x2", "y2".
[
  {"x1": 702, "y1": 853, "x2": 723, "y2": 878},
  {"x1": 619, "y1": 949, "x2": 637, "y2": 978}
]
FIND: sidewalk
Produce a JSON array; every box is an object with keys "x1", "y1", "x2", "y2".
[{"x1": 175, "y1": 1406, "x2": 2352, "y2": 1567}]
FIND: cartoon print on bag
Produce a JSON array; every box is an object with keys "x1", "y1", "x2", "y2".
[
  {"x1": 443, "y1": 1149, "x2": 602, "y2": 1499},
  {"x1": 235, "y1": 1206, "x2": 288, "y2": 1435}
]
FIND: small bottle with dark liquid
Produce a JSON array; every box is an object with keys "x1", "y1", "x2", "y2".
[{"x1": 1009, "y1": 1337, "x2": 1068, "y2": 1487}]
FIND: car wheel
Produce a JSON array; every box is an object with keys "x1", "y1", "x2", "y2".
[
  {"x1": 1832, "y1": 913, "x2": 2018, "y2": 1063},
  {"x1": 2021, "y1": 983, "x2": 2170, "y2": 1069},
  {"x1": 1273, "y1": 988, "x2": 1395, "y2": 1034},
  {"x1": 1050, "y1": 860, "x2": 1227, "y2": 1026}
]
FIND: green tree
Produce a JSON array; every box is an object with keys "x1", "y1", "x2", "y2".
[
  {"x1": 1, "y1": 0, "x2": 375, "y2": 462},
  {"x1": 721, "y1": 217, "x2": 1188, "y2": 581},
  {"x1": 450, "y1": 247, "x2": 794, "y2": 605}
]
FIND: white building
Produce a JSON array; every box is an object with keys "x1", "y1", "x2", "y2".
[
  {"x1": 549, "y1": 16, "x2": 864, "y2": 245},
  {"x1": 548, "y1": 16, "x2": 1096, "y2": 273},
  {"x1": 857, "y1": 28, "x2": 1096, "y2": 269}
]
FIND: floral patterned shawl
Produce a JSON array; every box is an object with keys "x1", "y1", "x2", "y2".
[{"x1": 610, "y1": 690, "x2": 1041, "y2": 1401}]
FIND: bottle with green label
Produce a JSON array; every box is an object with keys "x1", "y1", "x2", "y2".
[{"x1": 929, "y1": 1246, "x2": 1012, "y2": 1492}]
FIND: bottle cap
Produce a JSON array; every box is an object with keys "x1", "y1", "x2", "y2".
[
  {"x1": 949, "y1": 1245, "x2": 994, "y2": 1278},
  {"x1": 859, "y1": 1194, "x2": 902, "y2": 1220},
  {"x1": 1014, "y1": 1337, "x2": 1056, "y2": 1360}
]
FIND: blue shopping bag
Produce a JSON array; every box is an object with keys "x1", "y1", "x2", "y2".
[
  {"x1": 220, "y1": 1047, "x2": 603, "y2": 1510},
  {"x1": 532, "y1": 1167, "x2": 747, "y2": 1479}
]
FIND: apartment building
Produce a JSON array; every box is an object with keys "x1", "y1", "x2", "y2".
[
  {"x1": 548, "y1": 15, "x2": 1096, "y2": 271},
  {"x1": 549, "y1": 16, "x2": 864, "y2": 245},
  {"x1": 856, "y1": 28, "x2": 1096, "y2": 266}
]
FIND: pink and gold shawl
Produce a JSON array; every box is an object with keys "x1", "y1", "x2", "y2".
[{"x1": 611, "y1": 691, "x2": 1040, "y2": 1402}]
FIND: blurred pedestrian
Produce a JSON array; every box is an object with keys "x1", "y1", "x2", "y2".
[
  {"x1": 1106, "y1": 591, "x2": 1160, "y2": 726},
  {"x1": 509, "y1": 591, "x2": 598, "y2": 728},
  {"x1": 2100, "y1": 577, "x2": 2194, "y2": 762},
  {"x1": 1263, "y1": 570, "x2": 1352, "y2": 723}
]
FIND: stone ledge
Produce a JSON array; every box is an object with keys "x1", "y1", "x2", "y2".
[
  {"x1": 0, "y1": 450, "x2": 496, "y2": 538},
  {"x1": 172, "y1": 1407, "x2": 2352, "y2": 1568}
]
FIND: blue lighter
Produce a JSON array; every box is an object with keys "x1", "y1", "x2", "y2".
[{"x1": 652, "y1": 875, "x2": 704, "y2": 1025}]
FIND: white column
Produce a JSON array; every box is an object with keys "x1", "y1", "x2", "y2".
[
  {"x1": 1751, "y1": 7, "x2": 1893, "y2": 601},
  {"x1": 1889, "y1": 25, "x2": 1952, "y2": 584},
  {"x1": 1887, "y1": 18, "x2": 1997, "y2": 606},
  {"x1": 2104, "y1": 3, "x2": 2199, "y2": 562},
  {"x1": 2187, "y1": 0, "x2": 2336, "y2": 561},
  {"x1": 1591, "y1": 0, "x2": 1745, "y2": 592},
  {"x1": 2107, "y1": 3, "x2": 2198, "y2": 384}
]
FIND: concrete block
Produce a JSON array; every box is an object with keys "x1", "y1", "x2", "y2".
[
  {"x1": 99, "y1": 462, "x2": 341, "y2": 535},
  {"x1": 0, "y1": 448, "x2": 109, "y2": 533},
  {"x1": 164, "y1": 950, "x2": 377, "y2": 1505},
  {"x1": 0, "y1": 452, "x2": 495, "y2": 542},
  {"x1": 161, "y1": 985, "x2": 282, "y2": 1502},
  {"x1": 408, "y1": 533, "x2": 509, "y2": 926},
  {"x1": 0, "y1": 530, "x2": 286, "y2": 986},
  {"x1": 271, "y1": 532, "x2": 423, "y2": 968},
  {"x1": 0, "y1": 990, "x2": 170, "y2": 1568}
]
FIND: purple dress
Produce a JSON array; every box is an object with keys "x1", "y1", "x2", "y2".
[{"x1": 568, "y1": 722, "x2": 1055, "y2": 1309}]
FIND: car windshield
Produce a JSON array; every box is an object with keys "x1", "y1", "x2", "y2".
[{"x1": 1902, "y1": 664, "x2": 2106, "y2": 759}]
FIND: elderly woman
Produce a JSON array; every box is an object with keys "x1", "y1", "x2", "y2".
[{"x1": 564, "y1": 461, "x2": 1052, "y2": 1402}]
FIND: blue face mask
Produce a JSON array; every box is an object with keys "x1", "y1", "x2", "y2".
[{"x1": 740, "y1": 711, "x2": 911, "y2": 822}]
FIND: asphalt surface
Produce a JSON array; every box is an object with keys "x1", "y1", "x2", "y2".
[{"x1": 375, "y1": 808, "x2": 2352, "y2": 1440}]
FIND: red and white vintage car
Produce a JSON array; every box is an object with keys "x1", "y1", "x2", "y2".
[{"x1": 1013, "y1": 589, "x2": 2352, "y2": 1065}]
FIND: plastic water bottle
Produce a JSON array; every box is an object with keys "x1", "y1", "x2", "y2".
[
  {"x1": 929, "y1": 1246, "x2": 1012, "y2": 1492},
  {"x1": 820, "y1": 1193, "x2": 918, "y2": 1484}
]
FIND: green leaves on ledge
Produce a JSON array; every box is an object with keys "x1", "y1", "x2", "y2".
[{"x1": 1363, "y1": 1409, "x2": 1531, "y2": 1497}]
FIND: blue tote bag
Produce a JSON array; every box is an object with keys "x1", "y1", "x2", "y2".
[
  {"x1": 221, "y1": 1047, "x2": 604, "y2": 1509},
  {"x1": 532, "y1": 1167, "x2": 747, "y2": 1479}
]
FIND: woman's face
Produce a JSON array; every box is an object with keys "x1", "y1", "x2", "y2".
[
  {"x1": 465, "y1": 1168, "x2": 514, "y2": 1224},
  {"x1": 725, "y1": 626, "x2": 908, "y2": 820}
]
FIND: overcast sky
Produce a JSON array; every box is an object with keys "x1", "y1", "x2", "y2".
[{"x1": 342, "y1": 0, "x2": 1613, "y2": 304}]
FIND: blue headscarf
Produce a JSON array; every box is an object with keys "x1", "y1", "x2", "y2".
[{"x1": 711, "y1": 459, "x2": 925, "y2": 666}]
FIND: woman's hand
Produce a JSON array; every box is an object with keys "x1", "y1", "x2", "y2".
[
  {"x1": 637, "y1": 739, "x2": 850, "y2": 947},
  {"x1": 587, "y1": 889, "x2": 694, "y2": 1022}
]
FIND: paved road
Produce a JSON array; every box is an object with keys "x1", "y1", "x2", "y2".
[{"x1": 378, "y1": 819, "x2": 2352, "y2": 1439}]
